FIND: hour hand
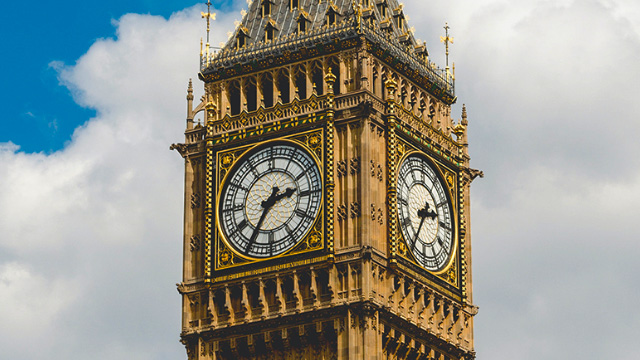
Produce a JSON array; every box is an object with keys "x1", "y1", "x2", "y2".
[
  {"x1": 417, "y1": 201, "x2": 437, "y2": 220},
  {"x1": 275, "y1": 187, "x2": 296, "y2": 201}
]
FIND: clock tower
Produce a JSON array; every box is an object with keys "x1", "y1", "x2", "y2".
[{"x1": 172, "y1": 1, "x2": 480, "y2": 359}]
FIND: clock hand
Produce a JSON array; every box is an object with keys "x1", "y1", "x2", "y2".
[
  {"x1": 274, "y1": 187, "x2": 296, "y2": 202},
  {"x1": 412, "y1": 201, "x2": 437, "y2": 251},
  {"x1": 248, "y1": 187, "x2": 280, "y2": 251},
  {"x1": 412, "y1": 216, "x2": 427, "y2": 252},
  {"x1": 247, "y1": 187, "x2": 297, "y2": 252}
]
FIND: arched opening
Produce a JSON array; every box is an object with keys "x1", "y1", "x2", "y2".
[
  {"x1": 244, "y1": 77, "x2": 257, "y2": 112},
  {"x1": 228, "y1": 81, "x2": 241, "y2": 115},
  {"x1": 311, "y1": 61, "x2": 324, "y2": 96},
  {"x1": 260, "y1": 73, "x2": 274, "y2": 108},
  {"x1": 277, "y1": 69, "x2": 290, "y2": 103},
  {"x1": 373, "y1": 67, "x2": 379, "y2": 97},
  {"x1": 294, "y1": 65, "x2": 307, "y2": 99}
]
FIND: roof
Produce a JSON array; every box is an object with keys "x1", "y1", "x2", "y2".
[{"x1": 201, "y1": 0, "x2": 455, "y2": 103}]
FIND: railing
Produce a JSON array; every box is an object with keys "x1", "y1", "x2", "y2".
[
  {"x1": 200, "y1": 16, "x2": 454, "y2": 98},
  {"x1": 201, "y1": 18, "x2": 356, "y2": 71}
]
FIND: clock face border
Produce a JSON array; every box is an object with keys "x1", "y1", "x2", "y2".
[
  {"x1": 396, "y1": 150, "x2": 459, "y2": 277},
  {"x1": 210, "y1": 130, "x2": 326, "y2": 272}
]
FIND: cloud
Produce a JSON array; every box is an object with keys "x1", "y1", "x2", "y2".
[
  {"x1": 405, "y1": 0, "x2": 640, "y2": 358},
  {"x1": 0, "y1": 5, "x2": 238, "y2": 360},
  {"x1": 1, "y1": 1, "x2": 639, "y2": 359}
]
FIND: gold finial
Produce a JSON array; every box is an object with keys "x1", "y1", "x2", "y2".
[
  {"x1": 201, "y1": 1, "x2": 217, "y2": 66},
  {"x1": 354, "y1": 1, "x2": 363, "y2": 33},
  {"x1": 440, "y1": 22, "x2": 454, "y2": 69}
]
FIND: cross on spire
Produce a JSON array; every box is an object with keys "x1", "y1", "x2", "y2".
[
  {"x1": 202, "y1": 1, "x2": 216, "y2": 44},
  {"x1": 201, "y1": 1, "x2": 216, "y2": 67},
  {"x1": 440, "y1": 22, "x2": 454, "y2": 68}
]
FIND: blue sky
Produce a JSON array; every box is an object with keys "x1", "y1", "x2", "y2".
[
  {"x1": 1, "y1": 1, "x2": 640, "y2": 360},
  {"x1": 0, "y1": 1, "x2": 235, "y2": 153}
]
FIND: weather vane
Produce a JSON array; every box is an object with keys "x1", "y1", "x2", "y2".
[
  {"x1": 201, "y1": 1, "x2": 217, "y2": 66},
  {"x1": 440, "y1": 22, "x2": 453, "y2": 69}
]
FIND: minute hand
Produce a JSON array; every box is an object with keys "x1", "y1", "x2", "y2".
[{"x1": 246, "y1": 187, "x2": 297, "y2": 252}]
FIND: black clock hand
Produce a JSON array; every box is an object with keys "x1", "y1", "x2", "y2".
[
  {"x1": 274, "y1": 187, "x2": 296, "y2": 202},
  {"x1": 247, "y1": 187, "x2": 297, "y2": 252},
  {"x1": 412, "y1": 202, "x2": 438, "y2": 251},
  {"x1": 248, "y1": 187, "x2": 280, "y2": 251}
]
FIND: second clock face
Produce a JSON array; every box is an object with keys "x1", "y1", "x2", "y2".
[
  {"x1": 397, "y1": 154, "x2": 454, "y2": 271},
  {"x1": 218, "y1": 142, "x2": 322, "y2": 259}
]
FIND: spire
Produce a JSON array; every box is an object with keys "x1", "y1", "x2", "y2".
[
  {"x1": 201, "y1": 1, "x2": 217, "y2": 66},
  {"x1": 461, "y1": 104, "x2": 468, "y2": 126},
  {"x1": 186, "y1": 79, "x2": 195, "y2": 129},
  {"x1": 440, "y1": 22, "x2": 454, "y2": 69},
  {"x1": 187, "y1": 78, "x2": 194, "y2": 101}
]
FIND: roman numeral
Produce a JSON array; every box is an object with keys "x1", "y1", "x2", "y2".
[
  {"x1": 224, "y1": 205, "x2": 243, "y2": 213},
  {"x1": 295, "y1": 208, "x2": 314, "y2": 219},
  {"x1": 237, "y1": 219, "x2": 248, "y2": 231},
  {"x1": 298, "y1": 189, "x2": 320, "y2": 197},
  {"x1": 230, "y1": 182, "x2": 248, "y2": 191},
  {"x1": 439, "y1": 221, "x2": 451, "y2": 230}
]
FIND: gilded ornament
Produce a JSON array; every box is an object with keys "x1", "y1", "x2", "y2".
[{"x1": 221, "y1": 154, "x2": 234, "y2": 168}]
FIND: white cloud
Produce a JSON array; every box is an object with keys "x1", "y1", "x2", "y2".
[
  {"x1": 1, "y1": 1, "x2": 639, "y2": 359},
  {"x1": 0, "y1": 5, "x2": 239, "y2": 360},
  {"x1": 404, "y1": 0, "x2": 640, "y2": 358}
]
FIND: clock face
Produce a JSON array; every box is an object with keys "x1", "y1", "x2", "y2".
[
  {"x1": 397, "y1": 154, "x2": 454, "y2": 271},
  {"x1": 218, "y1": 142, "x2": 322, "y2": 259}
]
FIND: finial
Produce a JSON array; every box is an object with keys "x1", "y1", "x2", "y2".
[
  {"x1": 440, "y1": 22, "x2": 454, "y2": 69},
  {"x1": 202, "y1": 1, "x2": 217, "y2": 66},
  {"x1": 355, "y1": 1, "x2": 363, "y2": 33},
  {"x1": 187, "y1": 79, "x2": 194, "y2": 100},
  {"x1": 385, "y1": 79, "x2": 397, "y2": 113},
  {"x1": 325, "y1": 67, "x2": 337, "y2": 92},
  {"x1": 461, "y1": 104, "x2": 468, "y2": 126},
  {"x1": 205, "y1": 101, "x2": 217, "y2": 125}
]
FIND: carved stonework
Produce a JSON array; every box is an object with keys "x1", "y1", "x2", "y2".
[
  {"x1": 179, "y1": 2, "x2": 475, "y2": 358},
  {"x1": 350, "y1": 202, "x2": 361, "y2": 219},
  {"x1": 191, "y1": 193, "x2": 201, "y2": 209},
  {"x1": 190, "y1": 234, "x2": 201, "y2": 252},
  {"x1": 349, "y1": 157, "x2": 361, "y2": 175},
  {"x1": 337, "y1": 160, "x2": 348, "y2": 178},
  {"x1": 337, "y1": 204, "x2": 347, "y2": 222}
]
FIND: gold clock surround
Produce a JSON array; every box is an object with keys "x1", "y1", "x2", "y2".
[
  {"x1": 210, "y1": 130, "x2": 326, "y2": 272},
  {"x1": 394, "y1": 141, "x2": 460, "y2": 289}
]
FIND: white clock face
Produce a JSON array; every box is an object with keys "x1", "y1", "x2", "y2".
[
  {"x1": 218, "y1": 142, "x2": 322, "y2": 258},
  {"x1": 397, "y1": 154, "x2": 454, "y2": 271}
]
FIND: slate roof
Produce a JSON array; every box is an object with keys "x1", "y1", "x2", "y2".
[{"x1": 202, "y1": 0, "x2": 455, "y2": 102}]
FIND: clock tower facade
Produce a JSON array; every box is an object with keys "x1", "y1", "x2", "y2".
[{"x1": 173, "y1": 1, "x2": 479, "y2": 359}]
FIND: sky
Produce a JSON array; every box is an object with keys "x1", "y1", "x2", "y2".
[{"x1": 1, "y1": 0, "x2": 639, "y2": 359}]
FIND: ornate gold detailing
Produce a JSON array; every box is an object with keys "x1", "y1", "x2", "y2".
[
  {"x1": 325, "y1": 69, "x2": 336, "y2": 258},
  {"x1": 385, "y1": 79, "x2": 399, "y2": 264},
  {"x1": 211, "y1": 131, "x2": 325, "y2": 271}
]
